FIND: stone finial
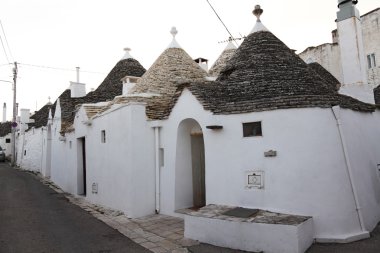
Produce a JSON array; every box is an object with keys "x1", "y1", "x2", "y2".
[
  {"x1": 168, "y1": 27, "x2": 181, "y2": 48},
  {"x1": 170, "y1": 27, "x2": 178, "y2": 38},
  {"x1": 253, "y1": 5, "x2": 263, "y2": 21},
  {"x1": 122, "y1": 47, "x2": 133, "y2": 60},
  {"x1": 250, "y1": 5, "x2": 268, "y2": 34},
  {"x1": 48, "y1": 96, "x2": 51, "y2": 104}
]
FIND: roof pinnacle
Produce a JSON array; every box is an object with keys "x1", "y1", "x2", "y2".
[
  {"x1": 122, "y1": 47, "x2": 133, "y2": 60},
  {"x1": 250, "y1": 5, "x2": 269, "y2": 34},
  {"x1": 253, "y1": 5, "x2": 263, "y2": 21},
  {"x1": 168, "y1": 26, "x2": 181, "y2": 48}
]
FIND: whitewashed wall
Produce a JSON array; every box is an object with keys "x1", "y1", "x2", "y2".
[
  {"x1": 299, "y1": 43, "x2": 342, "y2": 82},
  {"x1": 16, "y1": 128, "x2": 45, "y2": 172},
  {"x1": 74, "y1": 103, "x2": 156, "y2": 218},
  {"x1": 362, "y1": 9, "x2": 380, "y2": 87},
  {"x1": 50, "y1": 100, "x2": 79, "y2": 194},
  {"x1": 159, "y1": 89, "x2": 380, "y2": 241}
]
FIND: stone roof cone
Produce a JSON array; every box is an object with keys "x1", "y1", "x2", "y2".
[
  {"x1": 130, "y1": 27, "x2": 207, "y2": 119},
  {"x1": 187, "y1": 5, "x2": 374, "y2": 114},
  {"x1": 209, "y1": 37, "x2": 237, "y2": 77}
]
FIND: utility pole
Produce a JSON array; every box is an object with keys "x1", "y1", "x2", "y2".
[{"x1": 11, "y1": 62, "x2": 17, "y2": 166}]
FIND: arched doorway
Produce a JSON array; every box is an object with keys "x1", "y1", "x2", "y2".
[{"x1": 175, "y1": 119, "x2": 206, "y2": 210}]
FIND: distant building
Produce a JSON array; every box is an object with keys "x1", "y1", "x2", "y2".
[{"x1": 299, "y1": 6, "x2": 380, "y2": 103}]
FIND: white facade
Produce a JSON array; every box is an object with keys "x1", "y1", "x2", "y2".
[{"x1": 155, "y1": 89, "x2": 380, "y2": 240}]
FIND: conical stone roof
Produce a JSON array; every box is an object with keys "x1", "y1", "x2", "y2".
[
  {"x1": 130, "y1": 40, "x2": 207, "y2": 119},
  {"x1": 308, "y1": 62, "x2": 340, "y2": 91},
  {"x1": 209, "y1": 41, "x2": 237, "y2": 77},
  {"x1": 188, "y1": 29, "x2": 374, "y2": 114},
  {"x1": 56, "y1": 53, "x2": 146, "y2": 133}
]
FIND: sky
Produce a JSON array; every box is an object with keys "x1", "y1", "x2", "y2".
[{"x1": 0, "y1": 0, "x2": 378, "y2": 121}]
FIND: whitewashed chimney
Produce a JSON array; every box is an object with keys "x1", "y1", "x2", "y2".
[
  {"x1": 337, "y1": 0, "x2": 367, "y2": 86},
  {"x1": 69, "y1": 67, "x2": 86, "y2": 98},
  {"x1": 20, "y1": 108, "x2": 30, "y2": 133},
  {"x1": 194, "y1": 58, "x2": 209, "y2": 72},
  {"x1": 2, "y1": 103, "x2": 6, "y2": 122},
  {"x1": 122, "y1": 76, "x2": 140, "y2": 95}
]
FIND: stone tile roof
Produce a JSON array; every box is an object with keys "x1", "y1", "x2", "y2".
[
  {"x1": 0, "y1": 121, "x2": 11, "y2": 137},
  {"x1": 130, "y1": 47, "x2": 207, "y2": 120},
  {"x1": 29, "y1": 103, "x2": 53, "y2": 129},
  {"x1": 186, "y1": 31, "x2": 375, "y2": 114},
  {"x1": 308, "y1": 62, "x2": 340, "y2": 91},
  {"x1": 56, "y1": 58, "x2": 146, "y2": 133},
  {"x1": 208, "y1": 42, "x2": 237, "y2": 77}
]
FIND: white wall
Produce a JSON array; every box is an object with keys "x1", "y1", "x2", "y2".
[
  {"x1": 159, "y1": 88, "x2": 380, "y2": 241},
  {"x1": 74, "y1": 103, "x2": 156, "y2": 218},
  {"x1": 50, "y1": 100, "x2": 79, "y2": 194},
  {"x1": 299, "y1": 43, "x2": 343, "y2": 82},
  {"x1": 362, "y1": 9, "x2": 380, "y2": 87},
  {"x1": 16, "y1": 127, "x2": 46, "y2": 172}
]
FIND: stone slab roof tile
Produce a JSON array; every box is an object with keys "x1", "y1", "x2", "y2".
[
  {"x1": 57, "y1": 58, "x2": 146, "y2": 133},
  {"x1": 29, "y1": 103, "x2": 53, "y2": 129},
  {"x1": 0, "y1": 121, "x2": 11, "y2": 137}
]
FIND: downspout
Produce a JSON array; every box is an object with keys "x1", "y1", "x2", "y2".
[
  {"x1": 154, "y1": 126, "x2": 161, "y2": 214},
  {"x1": 332, "y1": 106, "x2": 366, "y2": 232}
]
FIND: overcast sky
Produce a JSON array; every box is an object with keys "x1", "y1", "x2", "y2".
[{"x1": 0, "y1": 0, "x2": 378, "y2": 121}]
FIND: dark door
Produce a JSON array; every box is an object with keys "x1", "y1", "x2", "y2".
[{"x1": 191, "y1": 134, "x2": 205, "y2": 208}]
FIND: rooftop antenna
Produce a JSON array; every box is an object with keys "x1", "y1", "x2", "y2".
[{"x1": 206, "y1": 0, "x2": 239, "y2": 47}]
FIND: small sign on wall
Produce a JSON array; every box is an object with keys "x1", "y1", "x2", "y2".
[
  {"x1": 246, "y1": 171, "x2": 264, "y2": 189},
  {"x1": 92, "y1": 183, "x2": 98, "y2": 194}
]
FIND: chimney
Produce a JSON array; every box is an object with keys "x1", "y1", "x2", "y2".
[
  {"x1": 122, "y1": 76, "x2": 140, "y2": 95},
  {"x1": 69, "y1": 67, "x2": 86, "y2": 98},
  {"x1": 336, "y1": 0, "x2": 367, "y2": 86},
  {"x1": 2, "y1": 103, "x2": 6, "y2": 122},
  {"x1": 20, "y1": 108, "x2": 30, "y2": 133},
  {"x1": 194, "y1": 58, "x2": 209, "y2": 72}
]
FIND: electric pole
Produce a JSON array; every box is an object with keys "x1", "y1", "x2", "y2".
[{"x1": 11, "y1": 61, "x2": 17, "y2": 166}]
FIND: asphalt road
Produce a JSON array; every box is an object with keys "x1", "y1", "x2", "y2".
[{"x1": 0, "y1": 163, "x2": 150, "y2": 253}]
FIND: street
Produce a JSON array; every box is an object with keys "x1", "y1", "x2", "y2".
[
  {"x1": 0, "y1": 162, "x2": 150, "y2": 253},
  {"x1": 1, "y1": 162, "x2": 380, "y2": 253}
]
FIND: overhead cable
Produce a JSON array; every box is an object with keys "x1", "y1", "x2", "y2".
[
  {"x1": 206, "y1": 0, "x2": 239, "y2": 47},
  {"x1": 0, "y1": 20, "x2": 13, "y2": 62}
]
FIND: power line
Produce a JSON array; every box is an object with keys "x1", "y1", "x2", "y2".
[
  {"x1": 206, "y1": 0, "x2": 239, "y2": 47},
  {"x1": 0, "y1": 31, "x2": 10, "y2": 63},
  {"x1": 18, "y1": 62, "x2": 105, "y2": 75},
  {"x1": 0, "y1": 20, "x2": 13, "y2": 62}
]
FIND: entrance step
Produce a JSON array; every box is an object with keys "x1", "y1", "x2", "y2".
[{"x1": 184, "y1": 204, "x2": 314, "y2": 253}]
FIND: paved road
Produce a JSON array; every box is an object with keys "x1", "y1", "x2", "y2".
[{"x1": 0, "y1": 163, "x2": 150, "y2": 253}]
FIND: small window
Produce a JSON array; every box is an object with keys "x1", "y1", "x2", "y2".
[
  {"x1": 159, "y1": 148, "x2": 164, "y2": 167},
  {"x1": 367, "y1": 53, "x2": 376, "y2": 69},
  {"x1": 24, "y1": 150, "x2": 26, "y2": 156},
  {"x1": 101, "y1": 130, "x2": 106, "y2": 143},
  {"x1": 243, "y1": 122, "x2": 262, "y2": 137},
  {"x1": 372, "y1": 54, "x2": 376, "y2": 67},
  {"x1": 5, "y1": 138, "x2": 10, "y2": 143}
]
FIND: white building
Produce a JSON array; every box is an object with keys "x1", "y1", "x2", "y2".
[
  {"x1": 12, "y1": 2, "x2": 380, "y2": 253},
  {"x1": 299, "y1": 2, "x2": 380, "y2": 103}
]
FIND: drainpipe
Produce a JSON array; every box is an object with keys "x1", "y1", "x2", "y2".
[
  {"x1": 332, "y1": 106, "x2": 366, "y2": 232},
  {"x1": 154, "y1": 126, "x2": 161, "y2": 214}
]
